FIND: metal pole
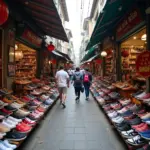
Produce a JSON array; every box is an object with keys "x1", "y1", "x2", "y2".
[{"x1": 146, "y1": 0, "x2": 150, "y2": 92}]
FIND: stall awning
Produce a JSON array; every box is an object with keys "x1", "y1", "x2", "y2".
[
  {"x1": 86, "y1": 54, "x2": 99, "y2": 62},
  {"x1": 86, "y1": 0, "x2": 136, "y2": 51},
  {"x1": 52, "y1": 51, "x2": 64, "y2": 58},
  {"x1": 81, "y1": 47, "x2": 96, "y2": 62},
  {"x1": 6, "y1": 0, "x2": 68, "y2": 42},
  {"x1": 80, "y1": 54, "x2": 99, "y2": 65},
  {"x1": 55, "y1": 50, "x2": 72, "y2": 62}
]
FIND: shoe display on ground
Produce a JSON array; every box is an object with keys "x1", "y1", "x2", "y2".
[
  {"x1": 126, "y1": 135, "x2": 146, "y2": 146},
  {"x1": 16, "y1": 122, "x2": 32, "y2": 133},
  {"x1": 5, "y1": 131, "x2": 27, "y2": 141},
  {"x1": 2, "y1": 140, "x2": 17, "y2": 149}
]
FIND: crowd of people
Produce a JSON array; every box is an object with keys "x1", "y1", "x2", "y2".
[{"x1": 55, "y1": 66, "x2": 92, "y2": 108}]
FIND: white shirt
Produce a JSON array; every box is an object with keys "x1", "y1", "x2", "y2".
[
  {"x1": 55, "y1": 70, "x2": 69, "y2": 87},
  {"x1": 68, "y1": 69, "x2": 73, "y2": 75}
]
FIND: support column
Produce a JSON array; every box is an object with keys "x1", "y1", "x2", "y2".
[
  {"x1": 116, "y1": 42, "x2": 122, "y2": 81},
  {"x1": 146, "y1": 0, "x2": 150, "y2": 92}
]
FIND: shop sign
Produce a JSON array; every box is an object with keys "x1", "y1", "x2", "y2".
[
  {"x1": 136, "y1": 51, "x2": 150, "y2": 78},
  {"x1": 21, "y1": 29, "x2": 42, "y2": 48},
  {"x1": 116, "y1": 8, "x2": 143, "y2": 39}
]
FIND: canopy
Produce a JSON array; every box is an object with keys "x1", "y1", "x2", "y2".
[
  {"x1": 81, "y1": 47, "x2": 96, "y2": 62},
  {"x1": 6, "y1": 0, "x2": 68, "y2": 42},
  {"x1": 86, "y1": 0, "x2": 136, "y2": 51}
]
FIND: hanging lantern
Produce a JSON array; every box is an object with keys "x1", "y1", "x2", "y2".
[
  {"x1": 0, "y1": 0, "x2": 9, "y2": 26},
  {"x1": 47, "y1": 42, "x2": 55, "y2": 52},
  {"x1": 95, "y1": 59, "x2": 102, "y2": 64},
  {"x1": 51, "y1": 59, "x2": 56, "y2": 64},
  {"x1": 121, "y1": 50, "x2": 129, "y2": 57}
]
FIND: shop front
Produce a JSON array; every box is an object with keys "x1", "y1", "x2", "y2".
[
  {"x1": 12, "y1": 26, "x2": 43, "y2": 93},
  {"x1": 116, "y1": 6, "x2": 146, "y2": 82},
  {"x1": 101, "y1": 36, "x2": 116, "y2": 80}
]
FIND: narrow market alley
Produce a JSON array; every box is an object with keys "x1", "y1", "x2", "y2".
[{"x1": 21, "y1": 85, "x2": 127, "y2": 150}]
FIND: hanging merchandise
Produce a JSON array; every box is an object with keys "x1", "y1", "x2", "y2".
[
  {"x1": 121, "y1": 50, "x2": 129, "y2": 57},
  {"x1": 95, "y1": 59, "x2": 102, "y2": 64},
  {"x1": 136, "y1": 51, "x2": 150, "y2": 78},
  {"x1": 47, "y1": 42, "x2": 55, "y2": 52},
  {"x1": 51, "y1": 59, "x2": 56, "y2": 64},
  {"x1": 0, "y1": 0, "x2": 9, "y2": 25}
]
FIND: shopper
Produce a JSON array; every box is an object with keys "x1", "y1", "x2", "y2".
[
  {"x1": 68, "y1": 68, "x2": 73, "y2": 80},
  {"x1": 55, "y1": 66, "x2": 69, "y2": 108},
  {"x1": 83, "y1": 68, "x2": 92, "y2": 100},
  {"x1": 72, "y1": 67, "x2": 83, "y2": 102}
]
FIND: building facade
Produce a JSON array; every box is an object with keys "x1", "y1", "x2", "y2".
[{"x1": 79, "y1": 0, "x2": 107, "y2": 62}]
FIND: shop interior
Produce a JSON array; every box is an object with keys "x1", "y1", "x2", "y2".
[
  {"x1": 121, "y1": 28, "x2": 146, "y2": 81},
  {"x1": 15, "y1": 42, "x2": 37, "y2": 79}
]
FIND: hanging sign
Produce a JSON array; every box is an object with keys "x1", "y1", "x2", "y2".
[
  {"x1": 136, "y1": 51, "x2": 150, "y2": 78},
  {"x1": 116, "y1": 8, "x2": 143, "y2": 39},
  {"x1": 21, "y1": 29, "x2": 42, "y2": 48}
]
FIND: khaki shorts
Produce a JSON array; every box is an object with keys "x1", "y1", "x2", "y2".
[{"x1": 58, "y1": 87, "x2": 67, "y2": 94}]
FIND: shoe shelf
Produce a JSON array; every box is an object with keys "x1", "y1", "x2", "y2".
[
  {"x1": 90, "y1": 77, "x2": 150, "y2": 150},
  {"x1": 0, "y1": 79, "x2": 59, "y2": 150}
]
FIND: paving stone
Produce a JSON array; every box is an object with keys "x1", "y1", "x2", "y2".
[
  {"x1": 75, "y1": 128, "x2": 86, "y2": 134},
  {"x1": 74, "y1": 141, "x2": 87, "y2": 149},
  {"x1": 59, "y1": 140, "x2": 74, "y2": 149}
]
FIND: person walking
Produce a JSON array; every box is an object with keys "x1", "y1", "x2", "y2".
[
  {"x1": 68, "y1": 68, "x2": 73, "y2": 80},
  {"x1": 83, "y1": 68, "x2": 92, "y2": 100},
  {"x1": 55, "y1": 66, "x2": 69, "y2": 108},
  {"x1": 72, "y1": 67, "x2": 83, "y2": 102}
]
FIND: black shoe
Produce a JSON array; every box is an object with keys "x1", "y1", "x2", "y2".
[
  {"x1": 5, "y1": 130, "x2": 27, "y2": 141},
  {"x1": 62, "y1": 103, "x2": 66, "y2": 108},
  {"x1": 86, "y1": 97, "x2": 89, "y2": 101},
  {"x1": 75, "y1": 97, "x2": 79, "y2": 101}
]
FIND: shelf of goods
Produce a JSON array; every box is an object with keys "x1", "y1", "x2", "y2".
[
  {"x1": 90, "y1": 76, "x2": 150, "y2": 150},
  {"x1": 15, "y1": 49, "x2": 37, "y2": 79},
  {"x1": 0, "y1": 78, "x2": 59, "y2": 149},
  {"x1": 121, "y1": 47, "x2": 144, "y2": 81},
  {"x1": 105, "y1": 50, "x2": 114, "y2": 76}
]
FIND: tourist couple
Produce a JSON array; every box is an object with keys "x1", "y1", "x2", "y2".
[{"x1": 55, "y1": 66, "x2": 92, "y2": 108}]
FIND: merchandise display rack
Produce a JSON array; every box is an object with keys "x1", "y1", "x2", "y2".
[
  {"x1": 90, "y1": 76, "x2": 150, "y2": 150},
  {"x1": 0, "y1": 78, "x2": 59, "y2": 150}
]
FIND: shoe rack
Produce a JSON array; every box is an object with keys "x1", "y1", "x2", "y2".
[
  {"x1": 15, "y1": 43, "x2": 37, "y2": 79},
  {"x1": 105, "y1": 49, "x2": 114, "y2": 76}
]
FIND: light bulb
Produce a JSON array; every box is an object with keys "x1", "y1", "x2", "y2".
[{"x1": 101, "y1": 51, "x2": 107, "y2": 57}]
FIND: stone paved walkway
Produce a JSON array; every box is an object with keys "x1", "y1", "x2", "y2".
[{"x1": 21, "y1": 85, "x2": 127, "y2": 150}]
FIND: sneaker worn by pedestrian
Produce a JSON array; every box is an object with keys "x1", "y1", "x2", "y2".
[{"x1": 62, "y1": 102, "x2": 66, "y2": 108}]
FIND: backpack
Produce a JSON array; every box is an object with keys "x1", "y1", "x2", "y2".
[
  {"x1": 74, "y1": 73, "x2": 82, "y2": 85},
  {"x1": 83, "y1": 74, "x2": 89, "y2": 82}
]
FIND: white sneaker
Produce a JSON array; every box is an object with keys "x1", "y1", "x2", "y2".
[
  {"x1": 5, "y1": 119, "x2": 18, "y2": 126},
  {"x1": 0, "y1": 142, "x2": 13, "y2": 150},
  {"x1": 2, "y1": 121, "x2": 16, "y2": 129},
  {"x1": 8, "y1": 116, "x2": 22, "y2": 123},
  {"x1": 3, "y1": 140, "x2": 17, "y2": 149},
  {"x1": 136, "y1": 92, "x2": 146, "y2": 98}
]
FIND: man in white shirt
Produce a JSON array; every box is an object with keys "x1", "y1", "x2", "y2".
[{"x1": 55, "y1": 66, "x2": 69, "y2": 108}]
